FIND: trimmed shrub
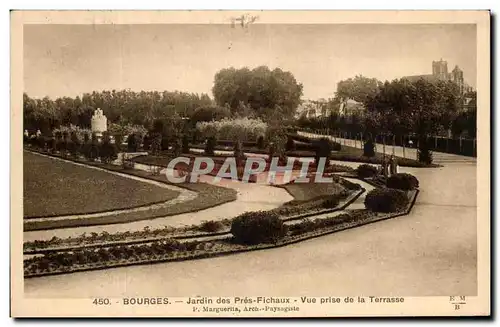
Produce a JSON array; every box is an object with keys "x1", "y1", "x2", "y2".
[
  {"x1": 36, "y1": 136, "x2": 47, "y2": 149},
  {"x1": 257, "y1": 135, "x2": 265, "y2": 149},
  {"x1": 83, "y1": 132, "x2": 90, "y2": 144},
  {"x1": 233, "y1": 140, "x2": 244, "y2": 163},
  {"x1": 182, "y1": 134, "x2": 190, "y2": 154},
  {"x1": 386, "y1": 173, "x2": 419, "y2": 190},
  {"x1": 114, "y1": 134, "x2": 124, "y2": 152},
  {"x1": 364, "y1": 188, "x2": 409, "y2": 213},
  {"x1": 231, "y1": 211, "x2": 287, "y2": 245},
  {"x1": 205, "y1": 136, "x2": 216, "y2": 156},
  {"x1": 199, "y1": 220, "x2": 225, "y2": 233},
  {"x1": 142, "y1": 134, "x2": 151, "y2": 151},
  {"x1": 127, "y1": 133, "x2": 139, "y2": 152},
  {"x1": 172, "y1": 137, "x2": 182, "y2": 157},
  {"x1": 150, "y1": 133, "x2": 162, "y2": 156},
  {"x1": 418, "y1": 139, "x2": 433, "y2": 164},
  {"x1": 87, "y1": 134, "x2": 100, "y2": 161},
  {"x1": 99, "y1": 133, "x2": 118, "y2": 163},
  {"x1": 46, "y1": 137, "x2": 56, "y2": 152},
  {"x1": 161, "y1": 134, "x2": 170, "y2": 151},
  {"x1": 314, "y1": 137, "x2": 332, "y2": 167},
  {"x1": 363, "y1": 139, "x2": 376, "y2": 157},
  {"x1": 69, "y1": 132, "x2": 81, "y2": 157},
  {"x1": 356, "y1": 164, "x2": 378, "y2": 178}
]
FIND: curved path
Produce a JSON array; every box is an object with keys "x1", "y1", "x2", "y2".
[
  {"x1": 24, "y1": 162, "x2": 294, "y2": 242},
  {"x1": 25, "y1": 152, "x2": 197, "y2": 224},
  {"x1": 298, "y1": 131, "x2": 477, "y2": 164},
  {"x1": 24, "y1": 141, "x2": 477, "y2": 297}
]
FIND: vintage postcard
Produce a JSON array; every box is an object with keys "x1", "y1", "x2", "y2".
[{"x1": 11, "y1": 10, "x2": 490, "y2": 317}]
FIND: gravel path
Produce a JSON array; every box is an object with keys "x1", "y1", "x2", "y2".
[
  {"x1": 24, "y1": 161, "x2": 294, "y2": 242},
  {"x1": 24, "y1": 140, "x2": 477, "y2": 297}
]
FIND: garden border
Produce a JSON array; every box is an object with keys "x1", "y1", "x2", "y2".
[
  {"x1": 23, "y1": 188, "x2": 364, "y2": 255},
  {"x1": 23, "y1": 149, "x2": 237, "y2": 231},
  {"x1": 24, "y1": 189, "x2": 418, "y2": 278}
]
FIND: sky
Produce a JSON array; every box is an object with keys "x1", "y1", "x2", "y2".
[{"x1": 23, "y1": 23, "x2": 477, "y2": 100}]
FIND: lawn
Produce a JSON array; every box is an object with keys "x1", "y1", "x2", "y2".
[
  {"x1": 23, "y1": 150, "x2": 238, "y2": 231},
  {"x1": 24, "y1": 151, "x2": 180, "y2": 218}
]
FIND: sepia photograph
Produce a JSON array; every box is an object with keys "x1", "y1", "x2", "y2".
[{"x1": 11, "y1": 10, "x2": 490, "y2": 317}]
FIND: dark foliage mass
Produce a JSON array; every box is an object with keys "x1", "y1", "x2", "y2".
[
  {"x1": 364, "y1": 188, "x2": 409, "y2": 213},
  {"x1": 23, "y1": 91, "x2": 213, "y2": 135},
  {"x1": 386, "y1": 173, "x2": 419, "y2": 190},
  {"x1": 356, "y1": 164, "x2": 378, "y2": 178},
  {"x1": 231, "y1": 211, "x2": 288, "y2": 245},
  {"x1": 212, "y1": 66, "x2": 303, "y2": 118}
]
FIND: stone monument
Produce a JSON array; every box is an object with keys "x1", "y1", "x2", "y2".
[{"x1": 91, "y1": 108, "x2": 107, "y2": 137}]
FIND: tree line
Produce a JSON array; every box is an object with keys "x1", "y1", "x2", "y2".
[
  {"x1": 298, "y1": 76, "x2": 477, "y2": 162},
  {"x1": 24, "y1": 65, "x2": 305, "y2": 135},
  {"x1": 23, "y1": 90, "x2": 213, "y2": 135}
]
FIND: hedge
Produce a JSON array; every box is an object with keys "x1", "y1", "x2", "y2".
[
  {"x1": 230, "y1": 211, "x2": 287, "y2": 245},
  {"x1": 364, "y1": 188, "x2": 409, "y2": 213},
  {"x1": 356, "y1": 164, "x2": 379, "y2": 178},
  {"x1": 386, "y1": 173, "x2": 419, "y2": 190}
]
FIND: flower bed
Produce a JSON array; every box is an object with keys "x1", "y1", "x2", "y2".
[
  {"x1": 24, "y1": 189, "x2": 418, "y2": 278},
  {"x1": 24, "y1": 185, "x2": 364, "y2": 255},
  {"x1": 133, "y1": 153, "x2": 354, "y2": 183},
  {"x1": 196, "y1": 117, "x2": 268, "y2": 142}
]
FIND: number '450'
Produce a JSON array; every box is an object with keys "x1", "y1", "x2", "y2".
[{"x1": 93, "y1": 298, "x2": 111, "y2": 305}]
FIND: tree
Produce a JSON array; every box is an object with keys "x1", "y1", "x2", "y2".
[
  {"x1": 335, "y1": 75, "x2": 383, "y2": 105},
  {"x1": 465, "y1": 108, "x2": 477, "y2": 138},
  {"x1": 365, "y1": 78, "x2": 461, "y2": 163},
  {"x1": 190, "y1": 106, "x2": 231, "y2": 124},
  {"x1": 22, "y1": 90, "x2": 213, "y2": 132},
  {"x1": 212, "y1": 66, "x2": 303, "y2": 117}
]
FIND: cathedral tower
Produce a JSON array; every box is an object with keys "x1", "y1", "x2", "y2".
[
  {"x1": 432, "y1": 58, "x2": 449, "y2": 80},
  {"x1": 451, "y1": 65, "x2": 465, "y2": 94}
]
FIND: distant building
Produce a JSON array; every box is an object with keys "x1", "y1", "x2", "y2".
[
  {"x1": 296, "y1": 99, "x2": 330, "y2": 119},
  {"x1": 339, "y1": 98, "x2": 365, "y2": 116},
  {"x1": 402, "y1": 58, "x2": 474, "y2": 95}
]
